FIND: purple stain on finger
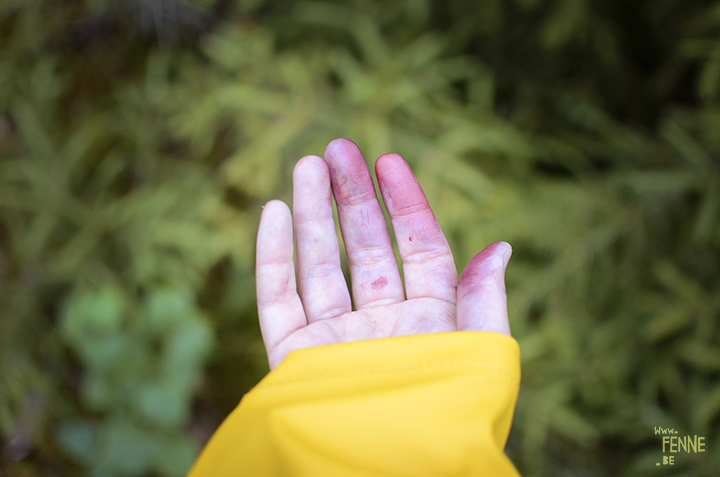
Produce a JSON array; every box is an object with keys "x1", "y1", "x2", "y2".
[{"x1": 370, "y1": 276, "x2": 388, "y2": 290}]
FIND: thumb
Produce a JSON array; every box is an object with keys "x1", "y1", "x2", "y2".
[{"x1": 456, "y1": 241, "x2": 512, "y2": 335}]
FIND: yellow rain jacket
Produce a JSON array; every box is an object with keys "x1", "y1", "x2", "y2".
[{"x1": 187, "y1": 331, "x2": 521, "y2": 476}]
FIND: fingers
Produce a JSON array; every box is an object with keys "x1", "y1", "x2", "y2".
[
  {"x1": 375, "y1": 153, "x2": 458, "y2": 303},
  {"x1": 324, "y1": 139, "x2": 405, "y2": 308},
  {"x1": 456, "y1": 241, "x2": 512, "y2": 335},
  {"x1": 293, "y1": 155, "x2": 352, "y2": 322},
  {"x1": 256, "y1": 200, "x2": 307, "y2": 355}
]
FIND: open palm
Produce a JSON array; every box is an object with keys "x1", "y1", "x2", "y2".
[{"x1": 256, "y1": 139, "x2": 512, "y2": 370}]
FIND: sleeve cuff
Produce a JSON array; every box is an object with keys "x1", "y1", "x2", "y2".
[{"x1": 188, "y1": 331, "x2": 521, "y2": 477}]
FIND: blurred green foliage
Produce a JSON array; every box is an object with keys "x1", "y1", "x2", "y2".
[
  {"x1": 58, "y1": 284, "x2": 212, "y2": 476},
  {"x1": 1, "y1": 0, "x2": 719, "y2": 476}
]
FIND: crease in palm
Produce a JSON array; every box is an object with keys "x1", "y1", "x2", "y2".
[{"x1": 256, "y1": 139, "x2": 512, "y2": 370}]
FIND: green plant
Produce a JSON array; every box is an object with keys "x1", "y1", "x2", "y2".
[
  {"x1": 1, "y1": 1, "x2": 719, "y2": 476},
  {"x1": 59, "y1": 284, "x2": 213, "y2": 477}
]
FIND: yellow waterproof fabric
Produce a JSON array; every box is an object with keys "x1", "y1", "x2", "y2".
[{"x1": 187, "y1": 331, "x2": 521, "y2": 477}]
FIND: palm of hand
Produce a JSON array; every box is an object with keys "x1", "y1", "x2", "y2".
[
  {"x1": 256, "y1": 139, "x2": 512, "y2": 369},
  {"x1": 272, "y1": 298, "x2": 455, "y2": 367}
]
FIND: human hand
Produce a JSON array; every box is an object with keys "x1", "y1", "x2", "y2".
[{"x1": 256, "y1": 139, "x2": 512, "y2": 370}]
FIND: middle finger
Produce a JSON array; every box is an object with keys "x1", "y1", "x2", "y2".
[{"x1": 324, "y1": 139, "x2": 405, "y2": 309}]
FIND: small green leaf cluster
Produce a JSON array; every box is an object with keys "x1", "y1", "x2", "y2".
[{"x1": 58, "y1": 285, "x2": 212, "y2": 476}]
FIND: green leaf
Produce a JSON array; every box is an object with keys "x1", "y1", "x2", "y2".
[
  {"x1": 136, "y1": 380, "x2": 189, "y2": 428},
  {"x1": 58, "y1": 420, "x2": 97, "y2": 464},
  {"x1": 146, "y1": 286, "x2": 195, "y2": 334},
  {"x1": 694, "y1": 384, "x2": 720, "y2": 428},
  {"x1": 99, "y1": 419, "x2": 160, "y2": 475},
  {"x1": 153, "y1": 436, "x2": 200, "y2": 477},
  {"x1": 676, "y1": 341, "x2": 720, "y2": 371},
  {"x1": 62, "y1": 286, "x2": 125, "y2": 343}
]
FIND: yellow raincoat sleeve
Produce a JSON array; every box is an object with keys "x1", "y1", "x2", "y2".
[{"x1": 187, "y1": 331, "x2": 521, "y2": 477}]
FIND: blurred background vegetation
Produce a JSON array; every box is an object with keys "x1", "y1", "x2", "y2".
[{"x1": 1, "y1": 0, "x2": 719, "y2": 475}]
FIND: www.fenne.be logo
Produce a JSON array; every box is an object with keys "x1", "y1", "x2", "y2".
[{"x1": 654, "y1": 427, "x2": 706, "y2": 466}]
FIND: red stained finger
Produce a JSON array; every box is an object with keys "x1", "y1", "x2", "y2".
[
  {"x1": 324, "y1": 139, "x2": 405, "y2": 309},
  {"x1": 456, "y1": 241, "x2": 512, "y2": 335},
  {"x1": 375, "y1": 153, "x2": 458, "y2": 303},
  {"x1": 293, "y1": 155, "x2": 352, "y2": 322},
  {"x1": 256, "y1": 200, "x2": 307, "y2": 357}
]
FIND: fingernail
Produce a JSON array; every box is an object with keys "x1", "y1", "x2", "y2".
[{"x1": 502, "y1": 244, "x2": 512, "y2": 269}]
